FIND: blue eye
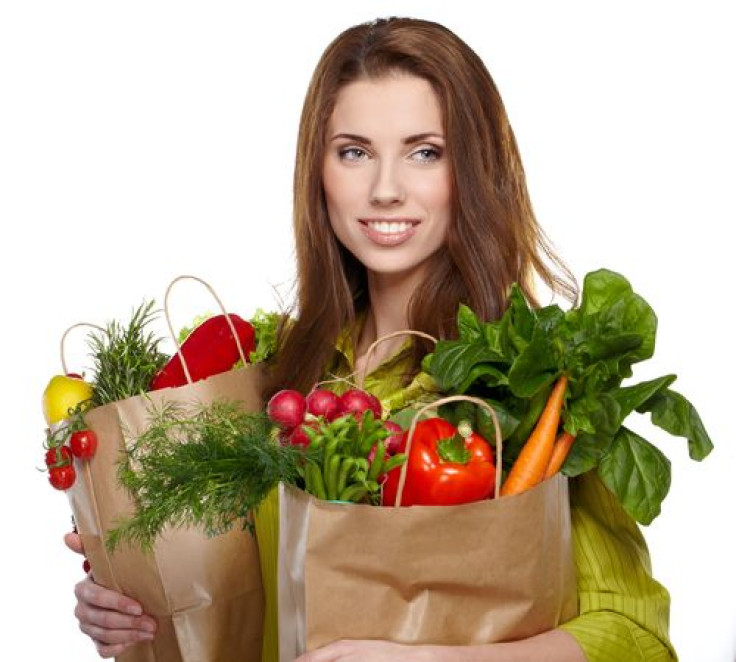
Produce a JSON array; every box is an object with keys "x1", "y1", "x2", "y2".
[
  {"x1": 412, "y1": 147, "x2": 442, "y2": 162},
  {"x1": 339, "y1": 147, "x2": 368, "y2": 161}
]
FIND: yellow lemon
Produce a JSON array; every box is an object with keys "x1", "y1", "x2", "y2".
[{"x1": 42, "y1": 375, "x2": 94, "y2": 425}]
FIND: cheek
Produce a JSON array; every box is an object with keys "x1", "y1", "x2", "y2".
[
  {"x1": 416, "y1": 173, "x2": 452, "y2": 221},
  {"x1": 323, "y1": 168, "x2": 357, "y2": 218}
]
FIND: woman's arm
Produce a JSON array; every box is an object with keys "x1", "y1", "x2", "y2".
[
  {"x1": 294, "y1": 630, "x2": 585, "y2": 661},
  {"x1": 558, "y1": 473, "x2": 676, "y2": 662},
  {"x1": 64, "y1": 533, "x2": 158, "y2": 659}
]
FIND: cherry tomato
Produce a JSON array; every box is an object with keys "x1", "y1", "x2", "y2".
[
  {"x1": 45, "y1": 445, "x2": 72, "y2": 468},
  {"x1": 49, "y1": 464, "x2": 76, "y2": 490},
  {"x1": 69, "y1": 430, "x2": 98, "y2": 460}
]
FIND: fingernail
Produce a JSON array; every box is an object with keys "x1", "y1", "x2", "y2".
[
  {"x1": 140, "y1": 632, "x2": 155, "y2": 641},
  {"x1": 126, "y1": 604, "x2": 143, "y2": 616},
  {"x1": 142, "y1": 619, "x2": 156, "y2": 633}
]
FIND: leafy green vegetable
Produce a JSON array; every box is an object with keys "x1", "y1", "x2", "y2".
[
  {"x1": 107, "y1": 400, "x2": 304, "y2": 551},
  {"x1": 248, "y1": 308, "x2": 283, "y2": 364},
  {"x1": 598, "y1": 427, "x2": 671, "y2": 525},
  {"x1": 424, "y1": 268, "x2": 713, "y2": 525}
]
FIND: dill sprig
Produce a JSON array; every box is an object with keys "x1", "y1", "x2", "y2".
[
  {"x1": 87, "y1": 300, "x2": 169, "y2": 406},
  {"x1": 106, "y1": 400, "x2": 304, "y2": 552}
]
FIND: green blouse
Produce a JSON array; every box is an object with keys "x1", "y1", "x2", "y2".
[{"x1": 329, "y1": 329, "x2": 677, "y2": 662}]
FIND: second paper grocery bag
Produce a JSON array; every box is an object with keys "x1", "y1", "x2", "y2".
[{"x1": 277, "y1": 472, "x2": 577, "y2": 660}]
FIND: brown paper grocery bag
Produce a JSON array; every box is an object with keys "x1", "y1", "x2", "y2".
[
  {"x1": 276, "y1": 392, "x2": 578, "y2": 659},
  {"x1": 278, "y1": 475, "x2": 576, "y2": 658},
  {"x1": 62, "y1": 276, "x2": 266, "y2": 662},
  {"x1": 67, "y1": 366, "x2": 266, "y2": 662}
]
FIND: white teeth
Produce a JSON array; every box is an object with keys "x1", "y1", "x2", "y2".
[{"x1": 368, "y1": 221, "x2": 413, "y2": 234}]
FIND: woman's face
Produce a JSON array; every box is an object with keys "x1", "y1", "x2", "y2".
[{"x1": 322, "y1": 73, "x2": 451, "y2": 284}]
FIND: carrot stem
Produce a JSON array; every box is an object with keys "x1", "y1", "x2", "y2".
[
  {"x1": 500, "y1": 375, "x2": 568, "y2": 497},
  {"x1": 543, "y1": 430, "x2": 576, "y2": 479}
]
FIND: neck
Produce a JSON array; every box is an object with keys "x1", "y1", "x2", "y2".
[{"x1": 355, "y1": 268, "x2": 424, "y2": 377}]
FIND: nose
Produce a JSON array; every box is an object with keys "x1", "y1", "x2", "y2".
[{"x1": 370, "y1": 159, "x2": 405, "y2": 206}]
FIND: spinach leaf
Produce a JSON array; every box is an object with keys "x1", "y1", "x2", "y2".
[
  {"x1": 505, "y1": 284, "x2": 537, "y2": 352},
  {"x1": 428, "y1": 340, "x2": 506, "y2": 391},
  {"x1": 562, "y1": 392, "x2": 621, "y2": 476},
  {"x1": 612, "y1": 375, "x2": 677, "y2": 424},
  {"x1": 577, "y1": 269, "x2": 637, "y2": 318},
  {"x1": 507, "y1": 328, "x2": 560, "y2": 398},
  {"x1": 597, "y1": 427, "x2": 672, "y2": 525},
  {"x1": 636, "y1": 388, "x2": 714, "y2": 461},
  {"x1": 457, "y1": 304, "x2": 483, "y2": 342}
]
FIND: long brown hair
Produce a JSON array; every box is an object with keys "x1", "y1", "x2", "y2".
[{"x1": 267, "y1": 16, "x2": 577, "y2": 396}]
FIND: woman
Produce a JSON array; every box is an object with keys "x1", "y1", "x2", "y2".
[{"x1": 68, "y1": 17, "x2": 675, "y2": 661}]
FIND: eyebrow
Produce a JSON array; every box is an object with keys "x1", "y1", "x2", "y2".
[{"x1": 329, "y1": 132, "x2": 445, "y2": 145}]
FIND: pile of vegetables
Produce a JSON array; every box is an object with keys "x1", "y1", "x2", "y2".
[
  {"x1": 50, "y1": 267, "x2": 712, "y2": 551},
  {"x1": 40, "y1": 302, "x2": 282, "y2": 491},
  {"x1": 424, "y1": 268, "x2": 713, "y2": 523},
  {"x1": 106, "y1": 385, "x2": 408, "y2": 549}
]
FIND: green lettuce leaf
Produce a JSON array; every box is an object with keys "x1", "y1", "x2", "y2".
[{"x1": 249, "y1": 309, "x2": 282, "y2": 364}]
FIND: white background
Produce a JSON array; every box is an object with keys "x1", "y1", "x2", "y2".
[{"x1": 1, "y1": 2, "x2": 734, "y2": 660}]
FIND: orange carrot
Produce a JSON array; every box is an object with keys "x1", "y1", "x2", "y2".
[
  {"x1": 500, "y1": 375, "x2": 569, "y2": 497},
  {"x1": 543, "y1": 430, "x2": 576, "y2": 479}
]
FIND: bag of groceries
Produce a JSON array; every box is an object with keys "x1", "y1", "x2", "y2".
[
  {"x1": 273, "y1": 392, "x2": 577, "y2": 660},
  {"x1": 41, "y1": 276, "x2": 278, "y2": 662},
  {"x1": 77, "y1": 269, "x2": 711, "y2": 662}
]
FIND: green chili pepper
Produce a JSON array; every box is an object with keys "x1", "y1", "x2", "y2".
[
  {"x1": 335, "y1": 457, "x2": 357, "y2": 498},
  {"x1": 367, "y1": 440, "x2": 386, "y2": 482},
  {"x1": 306, "y1": 461, "x2": 327, "y2": 500},
  {"x1": 383, "y1": 453, "x2": 407, "y2": 473},
  {"x1": 325, "y1": 453, "x2": 342, "y2": 500},
  {"x1": 339, "y1": 484, "x2": 368, "y2": 503}
]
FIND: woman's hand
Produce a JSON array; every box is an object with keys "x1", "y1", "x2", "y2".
[
  {"x1": 65, "y1": 532, "x2": 158, "y2": 658},
  {"x1": 294, "y1": 640, "x2": 434, "y2": 662}
]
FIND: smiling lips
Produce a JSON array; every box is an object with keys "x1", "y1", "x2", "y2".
[{"x1": 359, "y1": 218, "x2": 420, "y2": 246}]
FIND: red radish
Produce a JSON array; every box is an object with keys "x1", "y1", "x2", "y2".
[
  {"x1": 367, "y1": 442, "x2": 389, "y2": 466},
  {"x1": 267, "y1": 389, "x2": 306, "y2": 429},
  {"x1": 339, "y1": 389, "x2": 382, "y2": 419},
  {"x1": 287, "y1": 422, "x2": 319, "y2": 448},
  {"x1": 306, "y1": 388, "x2": 341, "y2": 421},
  {"x1": 383, "y1": 420, "x2": 404, "y2": 456}
]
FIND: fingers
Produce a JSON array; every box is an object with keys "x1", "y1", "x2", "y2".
[
  {"x1": 73, "y1": 577, "x2": 157, "y2": 652},
  {"x1": 64, "y1": 531, "x2": 85, "y2": 555},
  {"x1": 74, "y1": 577, "x2": 145, "y2": 616},
  {"x1": 93, "y1": 642, "x2": 129, "y2": 659}
]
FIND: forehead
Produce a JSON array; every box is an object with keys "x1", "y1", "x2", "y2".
[{"x1": 328, "y1": 74, "x2": 443, "y2": 136}]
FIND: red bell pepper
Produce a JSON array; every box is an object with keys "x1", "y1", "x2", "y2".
[
  {"x1": 382, "y1": 417, "x2": 496, "y2": 506},
  {"x1": 150, "y1": 314, "x2": 256, "y2": 390}
]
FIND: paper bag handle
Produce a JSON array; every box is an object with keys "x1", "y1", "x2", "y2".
[
  {"x1": 394, "y1": 395, "x2": 504, "y2": 508},
  {"x1": 163, "y1": 275, "x2": 248, "y2": 385},
  {"x1": 60, "y1": 322, "x2": 106, "y2": 375},
  {"x1": 356, "y1": 329, "x2": 438, "y2": 389}
]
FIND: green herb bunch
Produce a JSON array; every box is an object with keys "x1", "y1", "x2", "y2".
[
  {"x1": 87, "y1": 300, "x2": 169, "y2": 406},
  {"x1": 107, "y1": 400, "x2": 304, "y2": 551}
]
